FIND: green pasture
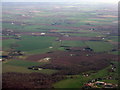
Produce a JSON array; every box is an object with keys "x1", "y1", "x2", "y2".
[
  {"x1": 23, "y1": 24, "x2": 66, "y2": 32},
  {"x1": 15, "y1": 36, "x2": 56, "y2": 52},
  {"x1": 3, "y1": 59, "x2": 45, "y2": 67},
  {"x1": 14, "y1": 35, "x2": 65, "y2": 54},
  {"x1": 62, "y1": 41, "x2": 86, "y2": 47},
  {"x1": 2, "y1": 23, "x2": 24, "y2": 30},
  {"x1": 2, "y1": 39, "x2": 17, "y2": 50},
  {"x1": 68, "y1": 32, "x2": 104, "y2": 37},
  {"x1": 3, "y1": 22, "x2": 73, "y2": 32},
  {"x1": 3, "y1": 64, "x2": 57, "y2": 74},
  {"x1": 2, "y1": 35, "x2": 65, "y2": 54},
  {"x1": 106, "y1": 36, "x2": 119, "y2": 42},
  {"x1": 85, "y1": 41, "x2": 114, "y2": 52},
  {"x1": 3, "y1": 60, "x2": 57, "y2": 74}
]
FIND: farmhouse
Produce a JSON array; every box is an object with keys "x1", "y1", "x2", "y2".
[
  {"x1": 32, "y1": 32, "x2": 46, "y2": 36},
  {"x1": 84, "y1": 80, "x2": 118, "y2": 88},
  {"x1": 70, "y1": 54, "x2": 74, "y2": 56},
  {"x1": 49, "y1": 46, "x2": 53, "y2": 49},
  {"x1": 64, "y1": 34, "x2": 69, "y2": 37},
  {"x1": 40, "y1": 33, "x2": 46, "y2": 35},
  {"x1": 32, "y1": 33, "x2": 41, "y2": 36},
  {"x1": 95, "y1": 81, "x2": 105, "y2": 85},
  {"x1": 39, "y1": 57, "x2": 51, "y2": 62},
  {"x1": 82, "y1": 73, "x2": 90, "y2": 77},
  {"x1": 11, "y1": 22, "x2": 14, "y2": 25}
]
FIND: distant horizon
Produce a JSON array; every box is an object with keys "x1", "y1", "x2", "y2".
[{"x1": 1, "y1": 0, "x2": 119, "y2": 3}]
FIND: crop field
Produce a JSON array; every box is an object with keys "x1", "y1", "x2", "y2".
[
  {"x1": 62, "y1": 41, "x2": 86, "y2": 47},
  {"x1": 85, "y1": 41, "x2": 114, "y2": 52},
  {"x1": 15, "y1": 36, "x2": 57, "y2": 53},
  {"x1": 67, "y1": 32, "x2": 104, "y2": 37},
  {"x1": 3, "y1": 60, "x2": 57, "y2": 74},
  {"x1": 2, "y1": 2, "x2": 119, "y2": 89},
  {"x1": 2, "y1": 39, "x2": 17, "y2": 50},
  {"x1": 3, "y1": 64, "x2": 57, "y2": 74}
]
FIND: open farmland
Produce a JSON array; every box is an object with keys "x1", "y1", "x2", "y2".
[
  {"x1": 3, "y1": 59, "x2": 57, "y2": 74},
  {"x1": 15, "y1": 36, "x2": 57, "y2": 54},
  {"x1": 2, "y1": 2, "x2": 119, "y2": 89},
  {"x1": 85, "y1": 41, "x2": 114, "y2": 52},
  {"x1": 2, "y1": 39, "x2": 17, "y2": 51},
  {"x1": 61, "y1": 41, "x2": 86, "y2": 47}
]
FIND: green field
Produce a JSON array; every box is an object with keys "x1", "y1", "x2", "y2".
[
  {"x1": 2, "y1": 35, "x2": 66, "y2": 54},
  {"x1": 62, "y1": 41, "x2": 86, "y2": 47},
  {"x1": 68, "y1": 32, "x2": 104, "y2": 37},
  {"x1": 15, "y1": 36, "x2": 58, "y2": 54},
  {"x1": 3, "y1": 59, "x2": 45, "y2": 67},
  {"x1": 85, "y1": 41, "x2": 114, "y2": 52},
  {"x1": 3, "y1": 64, "x2": 57, "y2": 74},
  {"x1": 2, "y1": 23, "x2": 24, "y2": 31},
  {"x1": 3, "y1": 60, "x2": 57, "y2": 74},
  {"x1": 2, "y1": 39, "x2": 17, "y2": 50}
]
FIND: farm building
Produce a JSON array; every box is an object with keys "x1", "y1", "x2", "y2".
[
  {"x1": 84, "y1": 81, "x2": 118, "y2": 88},
  {"x1": 40, "y1": 33, "x2": 46, "y2": 35},
  {"x1": 32, "y1": 33, "x2": 46, "y2": 36},
  {"x1": 39, "y1": 57, "x2": 51, "y2": 62},
  {"x1": 95, "y1": 81, "x2": 105, "y2": 85}
]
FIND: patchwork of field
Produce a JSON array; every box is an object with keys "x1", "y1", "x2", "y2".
[
  {"x1": 2, "y1": 2, "x2": 119, "y2": 89},
  {"x1": 15, "y1": 36, "x2": 57, "y2": 53}
]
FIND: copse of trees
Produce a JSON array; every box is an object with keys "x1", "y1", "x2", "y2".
[{"x1": 2, "y1": 72, "x2": 66, "y2": 88}]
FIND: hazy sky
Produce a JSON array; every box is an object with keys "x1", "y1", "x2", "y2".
[{"x1": 1, "y1": 0, "x2": 119, "y2": 3}]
